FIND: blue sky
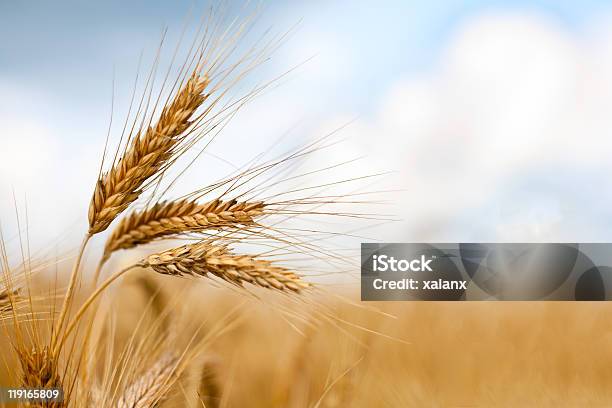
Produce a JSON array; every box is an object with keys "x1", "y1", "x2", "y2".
[
  {"x1": 2, "y1": 0, "x2": 610, "y2": 113},
  {"x1": 3, "y1": 1, "x2": 612, "y2": 252}
]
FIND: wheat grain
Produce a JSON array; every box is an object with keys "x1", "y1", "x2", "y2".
[
  {"x1": 0, "y1": 288, "x2": 18, "y2": 314},
  {"x1": 19, "y1": 346, "x2": 63, "y2": 408},
  {"x1": 116, "y1": 352, "x2": 179, "y2": 408},
  {"x1": 140, "y1": 243, "x2": 310, "y2": 292},
  {"x1": 88, "y1": 72, "x2": 210, "y2": 235},
  {"x1": 102, "y1": 199, "x2": 264, "y2": 261}
]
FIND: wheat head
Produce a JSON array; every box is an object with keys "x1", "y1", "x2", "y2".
[
  {"x1": 116, "y1": 352, "x2": 179, "y2": 408},
  {"x1": 88, "y1": 72, "x2": 210, "y2": 235},
  {"x1": 102, "y1": 199, "x2": 264, "y2": 262},
  {"x1": 19, "y1": 346, "x2": 63, "y2": 408},
  {"x1": 0, "y1": 288, "x2": 18, "y2": 314},
  {"x1": 140, "y1": 243, "x2": 310, "y2": 292}
]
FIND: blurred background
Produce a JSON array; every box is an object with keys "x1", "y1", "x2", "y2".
[{"x1": 3, "y1": 0, "x2": 612, "y2": 252}]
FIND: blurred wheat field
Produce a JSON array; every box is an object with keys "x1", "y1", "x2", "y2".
[
  {"x1": 4, "y1": 271, "x2": 610, "y2": 407},
  {"x1": 138, "y1": 289, "x2": 612, "y2": 407}
]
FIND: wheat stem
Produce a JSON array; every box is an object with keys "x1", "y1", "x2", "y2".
[
  {"x1": 76, "y1": 258, "x2": 107, "y2": 394},
  {"x1": 52, "y1": 234, "x2": 91, "y2": 351},
  {"x1": 54, "y1": 264, "x2": 137, "y2": 356},
  {"x1": 92, "y1": 261, "x2": 105, "y2": 288}
]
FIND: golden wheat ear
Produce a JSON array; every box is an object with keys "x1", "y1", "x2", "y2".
[
  {"x1": 0, "y1": 288, "x2": 20, "y2": 315},
  {"x1": 116, "y1": 352, "x2": 179, "y2": 408},
  {"x1": 139, "y1": 242, "x2": 310, "y2": 292},
  {"x1": 101, "y1": 198, "x2": 265, "y2": 262},
  {"x1": 89, "y1": 72, "x2": 211, "y2": 235},
  {"x1": 18, "y1": 346, "x2": 63, "y2": 408}
]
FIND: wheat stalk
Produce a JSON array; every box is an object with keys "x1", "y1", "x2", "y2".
[
  {"x1": 87, "y1": 386, "x2": 103, "y2": 408},
  {"x1": 88, "y1": 72, "x2": 210, "y2": 235},
  {"x1": 197, "y1": 357, "x2": 222, "y2": 408},
  {"x1": 102, "y1": 199, "x2": 264, "y2": 262},
  {"x1": 140, "y1": 243, "x2": 310, "y2": 292},
  {"x1": 116, "y1": 352, "x2": 179, "y2": 408}
]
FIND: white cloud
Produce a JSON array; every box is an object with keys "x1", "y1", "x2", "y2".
[
  {"x1": 0, "y1": 120, "x2": 56, "y2": 186},
  {"x1": 323, "y1": 12, "x2": 612, "y2": 241},
  {"x1": 0, "y1": 82, "x2": 102, "y2": 253}
]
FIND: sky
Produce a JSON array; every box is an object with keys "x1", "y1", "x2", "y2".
[{"x1": 3, "y1": 0, "x2": 612, "y2": 258}]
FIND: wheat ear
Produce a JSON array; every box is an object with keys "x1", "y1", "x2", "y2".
[
  {"x1": 140, "y1": 243, "x2": 310, "y2": 292},
  {"x1": 59, "y1": 70, "x2": 210, "y2": 353},
  {"x1": 19, "y1": 346, "x2": 63, "y2": 408},
  {"x1": 102, "y1": 199, "x2": 264, "y2": 262},
  {"x1": 116, "y1": 352, "x2": 179, "y2": 408},
  {"x1": 89, "y1": 72, "x2": 210, "y2": 235},
  {"x1": 0, "y1": 288, "x2": 18, "y2": 314}
]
